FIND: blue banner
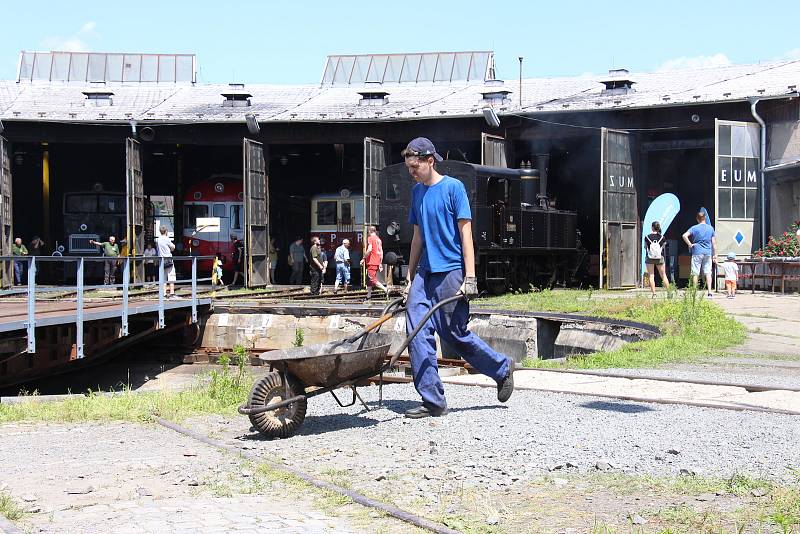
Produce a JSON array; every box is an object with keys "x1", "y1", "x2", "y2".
[{"x1": 641, "y1": 193, "x2": 681, "y2": 276}]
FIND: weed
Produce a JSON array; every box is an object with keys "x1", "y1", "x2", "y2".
[
  {"x1": 0, "y1": 491, "x2": 25, "y2": 521},
  {"x1": 592, "y1": 521, "x2": 617, "y2": 533},
  {"x1": 0, "y1": 358, "x2": 252, "y2": 424},
  {"x1": 294, "y1": 328, "x2": 305, "y2": 347}
]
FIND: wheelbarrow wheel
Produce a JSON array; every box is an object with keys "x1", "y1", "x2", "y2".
[{"x1": 248, "y1": 371, "x2": 307, "y2": 439}]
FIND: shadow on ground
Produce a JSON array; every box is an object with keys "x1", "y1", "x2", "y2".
[{"x1": 580, "y1": 400, "x2": 655, "y2": 413}]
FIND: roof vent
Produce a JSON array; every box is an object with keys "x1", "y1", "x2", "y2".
[
  {"x1": 599, "y1": 68, "x2": 635, "y2": 95},
  {"x1": 481, "y1": 88, "x2": 512, "y2": 103},
  {"x1": 82, "y1": 89, "x2": 114, "y2": 107},
  {"x1": 357, "y1": 88, "x2": 389, "y2": 106},
  {"x1": 222, "y1": 84, "x2": 251, "y2": 107}
]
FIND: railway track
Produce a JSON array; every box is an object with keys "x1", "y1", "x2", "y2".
[{"x1": 155, "y1": 417, "x2": 460, "y2": 534}]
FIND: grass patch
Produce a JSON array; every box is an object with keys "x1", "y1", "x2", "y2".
[
  {"x1": 477, "y1": 288, "x2": 746, "y2": 369},
  {"x1": 0, "y1": 492, "x2": 25, "y2": 521},
  {"x1": 0, "y1": 347, "x2": 252, "y2": 424},
  {"x1": 587, "y1": 471, "x2": 773, "y2": 498}
]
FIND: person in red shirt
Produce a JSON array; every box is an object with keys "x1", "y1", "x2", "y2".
[{"x1": 360, "y1": 225, "x2": 388, "y2": 300}]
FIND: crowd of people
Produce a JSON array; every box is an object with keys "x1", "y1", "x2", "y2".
[{"x1": 282, "y1": 226, "x2": 390, "y2": 299}]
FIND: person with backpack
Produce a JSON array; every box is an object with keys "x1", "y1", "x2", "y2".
[{"x1": 644, "y1": 221, "x2": 669, "y2": 297}]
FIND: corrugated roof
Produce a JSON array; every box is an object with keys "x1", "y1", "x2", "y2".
[{"x1": 1, "y1": 60, "x2": 798, "y2": 124}]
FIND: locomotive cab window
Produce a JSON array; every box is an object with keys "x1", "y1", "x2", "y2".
[
  {"x1": 99, "y1": 195, "x2": 124, "y2": 214},
  {"x1": 184, "y1": 204, "x2": 209, "y2": 228},
  {"x1": 341, "y1": 202, "x2": 352, "y2": 225},
  {"x1": 317, "y1": 201, "x2": 337, "y2": 225},
  {"x1": 230, "y1": 205, "x2": 242, "y2": 230},
  {"x1": 212, "y1": 203, "x2": 226, "y2": 219},
  {"x1": 65, "y1": 194, "x2": 97, "y2": 213}
]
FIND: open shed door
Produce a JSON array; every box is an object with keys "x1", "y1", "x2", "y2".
[
  {"x1": 481, "y1": 133, "x2": 508, "y2": 167},
  {"x1": 0, "y1": 137, "x2": 12, "y2": 288},
  {"x1": 364, "y1": 137, "x2": 385, "y2": 282},
  {"x1": 600, "y1": 128, "x2": 639, "y2": 289},
  {"x1": 243, "y1": 138, "x2": 269, "y2": 287},
  {"x1": 715, "y1": 120, "x2": 761, "y2": 257},
  {"x1": 125, "y1": 138, "x2": 145, "y2": 283},
  {"x1": 363, "y1": 137, "x2": 385, "y2": 232}
]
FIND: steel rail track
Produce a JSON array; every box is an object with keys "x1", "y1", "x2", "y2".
[{"x1": 155, "y1": 418, "x2": 462, "y2": 534}]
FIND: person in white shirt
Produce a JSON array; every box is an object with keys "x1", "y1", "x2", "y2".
[
  {"x1": 143, "y1": 242, "x2": 157, "y2": 283},
  {"x1": 333, "y1": 239, "x2": 351, "y2": 293},
  {"x1": 721, "y1": 252, "x2": 739, "y2": 299},
  {"x1": 156, "y1": 225, "x2": 177, "y2": 298}
]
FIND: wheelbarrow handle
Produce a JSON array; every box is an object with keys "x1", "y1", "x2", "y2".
[
  {"x1": 386, "y1": 294, "x2": 465, "y2": 368},
  {"x1": 344, "y1": 297, "x2": 406, "y2": 344}
]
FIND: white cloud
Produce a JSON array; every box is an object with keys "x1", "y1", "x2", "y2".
[
  {"x1": 657, "y1": 53, "x2": 732, "y2": 72},
  {"x1": 39, "y1": 21, "x2": 97, "y2": 52},
  {"x1": 79, "y1": 21, "x2": 96, "y2": 34}
]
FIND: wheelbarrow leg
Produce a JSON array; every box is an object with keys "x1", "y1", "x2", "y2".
[
  {"x1": 353, "y1": 387, "x2": 370, "y2": 412},
  {"x1": 378, "y1": 371, "x2": 383, "y2": 407},
  {"x1": 329, "y1": 386, "x2": 370, "y2": 412}
]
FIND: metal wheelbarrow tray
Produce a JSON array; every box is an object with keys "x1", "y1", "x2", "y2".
[{"x1": 238, "y1": 295, "x2": 462, "y2": 439}]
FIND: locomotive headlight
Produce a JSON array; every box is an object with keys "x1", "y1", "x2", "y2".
[
  {"x1": 386, "y1": 221, "x2": 400, "y2": 236},
  {"x1": 80, "y1": 224, "x2": 88, "y2": 231},
  {"x1": 191, "y1": 239, "x2": 200, "y2": 247}
]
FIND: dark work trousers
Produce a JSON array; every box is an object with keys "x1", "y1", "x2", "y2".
[
  {"x1": 405, "y1": 269, "x2": 510, "y2": 411},
  {"x1": 104, "y1": 258, "x2": 118, "y2": 286},
  {"x1": 309, "y1": 269, "x2": 322, "y2": 295},
  {"x1": 289, "y1": 261, "x2": 304, "y2": 285}
]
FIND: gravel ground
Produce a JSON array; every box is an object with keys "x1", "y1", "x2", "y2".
[
  {"x1": 191, "y1": 382, "x2": 800, "y2": 486},
  {"x1": 0, "y1": 422, "x2": 391, "y2": 534}
]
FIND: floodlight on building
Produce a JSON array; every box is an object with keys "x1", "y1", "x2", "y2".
[
  {"x1": 245, "y1": 114, "x2": 260, "y2": 135},
  {"x1": 483, "y1": 107, "x2": 501, "y2": 128},
  {"x1": 140, "y1": 127, "x2": 155, "y2": 142}
]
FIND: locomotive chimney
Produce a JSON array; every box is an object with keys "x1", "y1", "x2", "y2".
[{"x1": 535, "y1": 154, "x2": 550, "y2": 208}]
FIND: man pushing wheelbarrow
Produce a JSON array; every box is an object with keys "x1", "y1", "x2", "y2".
[
  {"x1": 400, "y1": 137, "x2": 515, "y2": 418},
  {"x1": 239, "y1": 138, "x2": 514, "y2": 437}
]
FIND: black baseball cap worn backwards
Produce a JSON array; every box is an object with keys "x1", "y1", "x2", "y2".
[{"x1": 405, "y1": 137, "x2": 443, "y2": 162}]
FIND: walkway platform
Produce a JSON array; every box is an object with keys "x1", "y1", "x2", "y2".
[
  {"x1": 0, "y1": 298, "x2": 211, "y2": 333},
  {"x1": 443, "y1": 369, "x2": 800, "y2": 414}
]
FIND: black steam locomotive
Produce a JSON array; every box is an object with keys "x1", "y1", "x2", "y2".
[{"x1": 378, "y1": 159, "x2": 585, "y2": 293}]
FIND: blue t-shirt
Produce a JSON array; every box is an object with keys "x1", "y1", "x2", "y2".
[
  {"x1": 408, "y1": 176, "x2": 471, "y2": 273},
  {"x1": 688, "y1": 223, "x2": 715, "y2": 256}
]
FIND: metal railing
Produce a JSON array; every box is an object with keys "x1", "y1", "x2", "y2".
[{"x1": 0, "y1": 255, "x2": 214, "y2": 357}]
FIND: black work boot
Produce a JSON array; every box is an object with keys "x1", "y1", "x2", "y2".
[
  {"x1": 497, "y1": 358, "x2": 515, "y2": 403},
  {"x1": 404, "y1": 405, "x2": 448, "y2": 419}
]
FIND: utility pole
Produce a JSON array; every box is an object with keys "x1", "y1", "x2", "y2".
[{"x1": 518, "y1": 57, "x2": 523, "y2": 108}]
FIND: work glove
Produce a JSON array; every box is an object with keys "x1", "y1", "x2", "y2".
[
  {"x1": 459, "y1": 277, "x2": 479, "y2": 300},
  {"x1": 402, "y1": 278, "x2": 412, "y2": 303}
]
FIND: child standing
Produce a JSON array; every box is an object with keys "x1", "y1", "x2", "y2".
[
  {"x1": 212, "y1": 253, "x2": 226, "y2": 288},
  {"x1": 721, "y1": 252, "x2": 739, "y2": 299}
]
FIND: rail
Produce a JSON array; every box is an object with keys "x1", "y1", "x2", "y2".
[{"x1": 0, "y1": 255, "x2": 214, "y2": 357}]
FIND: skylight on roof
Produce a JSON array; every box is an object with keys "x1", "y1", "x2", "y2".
[
  {"x1": 321, "y1": 51, "x2": 493, "y2": 85},
  {"x1": 17, "y1": 51, "x2": 196, "y2": 83}
]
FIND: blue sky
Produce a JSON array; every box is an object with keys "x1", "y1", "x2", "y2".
[{"x1": 2, "y1": 0, "x2": 798, "y2": 84}]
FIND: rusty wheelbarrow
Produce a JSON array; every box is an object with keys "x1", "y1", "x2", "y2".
[{"x1": 238, "y1": 294, "x2": 463, "y2": 438}]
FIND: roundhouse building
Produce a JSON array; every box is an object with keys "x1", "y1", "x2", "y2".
[{"x1": 1, "y1": 50, "x2": 798, "y2": 288}]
